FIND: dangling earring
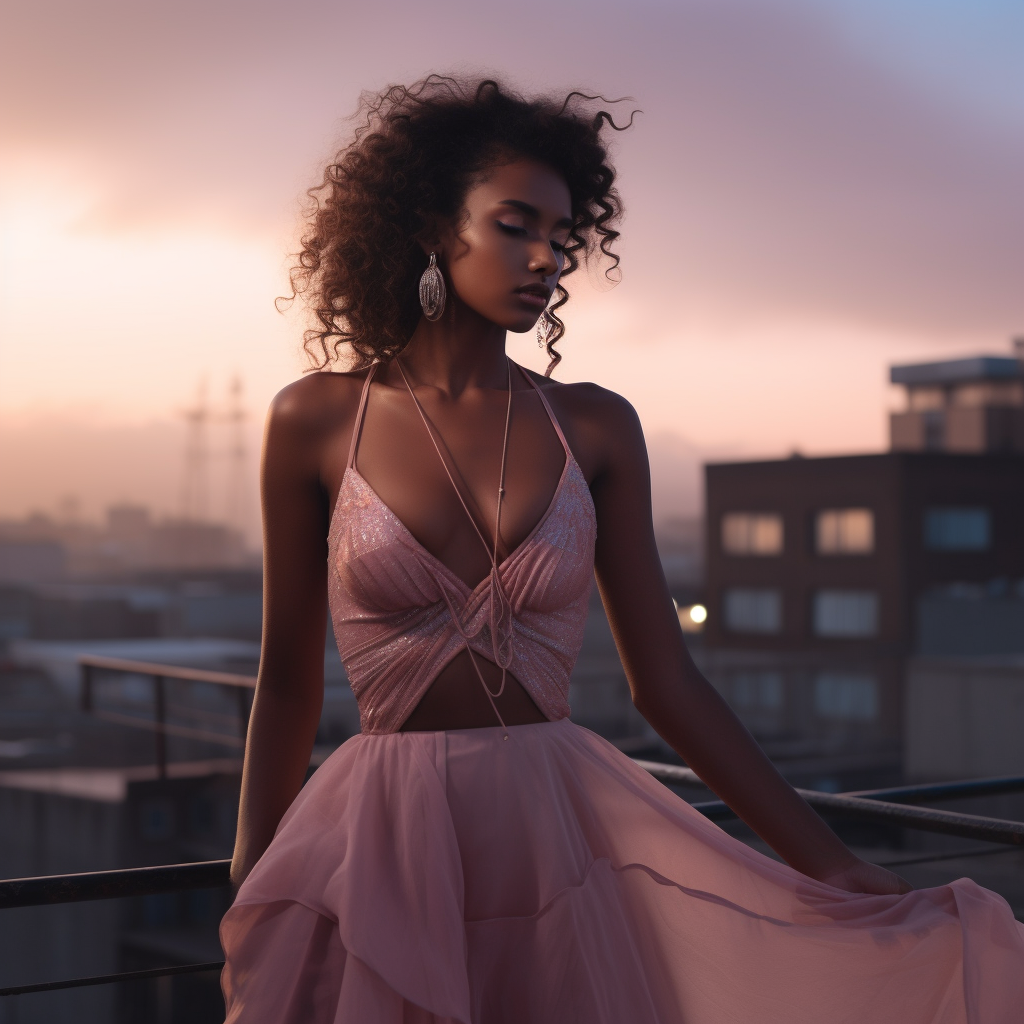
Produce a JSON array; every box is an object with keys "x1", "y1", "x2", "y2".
[
  {"x1": 419, "y1": 252, "x2": 446, "y2": 321},
  {"x1": 536, "y1": 309, "x2": 557, "y2": 349}
]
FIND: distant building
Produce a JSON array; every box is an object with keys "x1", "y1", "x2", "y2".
[
  {"x1": 0, "y1": 504, "x2": 257, "y2": 581},
  {"x1": 703, "y1": 451, "x2": 1024, "y2": 654},
  {"x1": 890, "y1": 338, "x2": 1024, "y2": 454},
  {"x1": 698, "y1": 339, "x2": 1024, "y2": 788},
  {"x1": 0, "y1": 540, "x2": 67, "y2": 585},
  {"x1": 0, "y1": 761, "x2": 240, "y2": 1024}
]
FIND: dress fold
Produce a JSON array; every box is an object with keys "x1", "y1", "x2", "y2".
[{"x1": 221, "y1": 719, "x2": 1024, "y2": 1023}]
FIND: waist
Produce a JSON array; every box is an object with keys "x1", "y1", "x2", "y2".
[
  {"x1": 399, "y1": 649, "x2": 551, "y2": 731},
  {"x1": 341, "y1": 623, "x2": 574, "y2": 734}
]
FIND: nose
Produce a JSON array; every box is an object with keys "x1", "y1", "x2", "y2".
[{"x1": 527, "y1": 240, "x2": 561, "y2": 278}]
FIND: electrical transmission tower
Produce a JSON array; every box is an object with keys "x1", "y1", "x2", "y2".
[
  {"x1": 224, "y1": 375, "x2": 249, "y2": 532},
  {"x1": 180, "y1": 380, "x2": 210, "y2": 522}
]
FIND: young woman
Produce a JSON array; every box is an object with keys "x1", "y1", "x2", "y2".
[{"x1": 221, "y1": 77, "x2": 1024, "y2": 1023}]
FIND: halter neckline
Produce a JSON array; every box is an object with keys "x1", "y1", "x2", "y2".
[
  {"x1": 395, "y1": 356, "x2": 513, "y2": 567},
  {"x1": 341, "y1": 358, "x2": 579, "y2": 733}
]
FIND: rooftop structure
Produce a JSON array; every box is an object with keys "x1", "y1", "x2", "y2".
[
  {"x1": 890, "y1": 338, "x2": 1024, "y2": 453},
  {"x1": 698, "y1": 338, "x2": 1024, "y2": 788}
]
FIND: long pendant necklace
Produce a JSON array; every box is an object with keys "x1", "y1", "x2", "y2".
[{"x1": 395, "y1": 357, "x2": 515, "y2": 730}]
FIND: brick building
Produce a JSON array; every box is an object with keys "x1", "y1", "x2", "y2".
[{"x1": 696, "y1": 340, "x2": 1024, "y2": 789}]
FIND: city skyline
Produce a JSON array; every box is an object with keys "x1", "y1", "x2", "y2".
[{"x1": 2, "y1": 0, "x2": 1022, "y2": 527}]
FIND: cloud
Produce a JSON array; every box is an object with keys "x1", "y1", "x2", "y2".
[{"x1": 4, "y1": 0, "x2": 1020, "y2": 342}]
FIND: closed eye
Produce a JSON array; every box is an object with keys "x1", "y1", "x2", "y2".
[{"x1": 497, "y1": 221, "x2": 527, "y2": 235}]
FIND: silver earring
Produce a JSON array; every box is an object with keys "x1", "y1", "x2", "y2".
[
  {"x1": 536, "y1": 309, "x2": 557, "y2": 349},
  {"x1": 419, "y1": 252, "x2": 446, "y2": 321}
]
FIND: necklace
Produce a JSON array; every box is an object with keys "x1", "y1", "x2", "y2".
[{"x1": 394, "y1": 357, "x2": 515, "y2": 732}]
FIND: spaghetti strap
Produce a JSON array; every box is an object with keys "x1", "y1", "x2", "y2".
[
  {"x1": 394, "y1": 360, "x2": 500, "y2": 561},
  {"x1": 394, "y1": 357, "x2": 516, "y2": 732},
  {"x1": 513, "y1": 363, "x2": 572, "y2": 457},
  {"x1": 346, "y1": 364, "x2": 378, "y2": 471}
]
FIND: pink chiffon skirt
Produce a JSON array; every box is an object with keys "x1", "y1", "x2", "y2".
[{"x1": 220, "y1": 718, "x2": 1024, "y2": 1023}]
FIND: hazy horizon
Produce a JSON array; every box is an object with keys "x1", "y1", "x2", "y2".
[{"x1": 3, "y1": 0, "x2": 1022, "y2": 537}]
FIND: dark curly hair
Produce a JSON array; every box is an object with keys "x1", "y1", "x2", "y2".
[{"x1": 285, "y1": 75, "x2": 632, "y2": 376}]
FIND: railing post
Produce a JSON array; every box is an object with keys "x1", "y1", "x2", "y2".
[
  {"x1": 236, "y1": 686, "x2": 250, "y2": 745},
  {"x1": 80, "y1": 662, "x2": 93, "y2": 714},
  {"x1": 153, "y1": 676, "x2": 167, "y2": 779}
]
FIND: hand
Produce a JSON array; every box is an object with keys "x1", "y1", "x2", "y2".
[{"x1": 818, "y1": 856, "x2": 912, "y2": 896}]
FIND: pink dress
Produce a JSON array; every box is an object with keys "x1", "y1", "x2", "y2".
[{"x1": 221, "y1": 365, "x2": 1024, "y2": 1023}]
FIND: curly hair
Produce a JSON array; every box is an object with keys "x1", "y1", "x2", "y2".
[{"x1": 285, "y1": 75, "x2": 632, "y2": 376}]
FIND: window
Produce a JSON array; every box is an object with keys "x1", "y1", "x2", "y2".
[
  {"x1": 924, "y1": 508, "x2": 991, "y2": 551},
  {"x1": 816, "y1": 508, "x2": 874, "y2": 555},
  {"x1": 723, "y1": 589, "x2": 782, "y2": 633},
  {"x1": 732, "y1": 671, "x2": 784, "y2": 711},
  {"x1": 721, "y1": 513, "x2": 783, "y2": 555},
  {"x1": 950, "y1": 381, "x2": 1024, "y2": 408},
  {"x1": 814, "y1": 672, "x2": 879, "y2": 721},
  {"x1": 813, "y1": 590, "x2": 879, "y2": 637},
  {"x1": 908, "y1": 387, "x2": 945, "y2": 411}
]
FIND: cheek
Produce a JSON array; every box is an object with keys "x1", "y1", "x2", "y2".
[{"x1": 450, "y1": 239, "x2": 516, "y2": 296}]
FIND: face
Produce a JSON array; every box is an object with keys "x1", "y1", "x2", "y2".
[{"x1": 433, "y1": 158, "x2": 573, "y2": 333}]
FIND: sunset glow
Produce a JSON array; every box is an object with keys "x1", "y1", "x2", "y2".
[{"x1": 2, "y1": 0, "x2": 1022, "y2": 533}]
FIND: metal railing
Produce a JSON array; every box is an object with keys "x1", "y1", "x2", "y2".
[
  {"x1": 78, "y1": 654, "x2": 256, "y2": 777},
  {"x1": 635, "y1": 761, "x2": 1024, "y2": 845},
  {"x1": 2, "y1": 765, "x2": 1023, "y2": 999}
]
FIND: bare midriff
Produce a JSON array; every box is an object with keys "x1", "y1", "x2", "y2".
[{"x1": 399, "y1": 649, "x2": 548, "y2": 731}]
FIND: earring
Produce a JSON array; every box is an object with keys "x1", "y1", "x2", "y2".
[
  {"x1": 419, "y1": 252, "x2": 446, "y2": 321},
  {"x1": 536, "y1": 309, "x2": 557, "y2": 349}
]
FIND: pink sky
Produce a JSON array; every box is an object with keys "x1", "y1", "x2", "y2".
[{"x1": 2, "y1": 0, "x2": 1022, "y2": 531}]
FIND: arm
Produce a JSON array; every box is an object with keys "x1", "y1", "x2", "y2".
[
  {"x1": 588, "y1": 394, "x2": 909, "y2": 895},
  {"x1": 230, "y1": 384, "x2": 333, "y2": 888}
]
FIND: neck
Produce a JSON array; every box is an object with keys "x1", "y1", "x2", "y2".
[{"x1": 395, "y1": 299, "x2": 511, "y2": 397}]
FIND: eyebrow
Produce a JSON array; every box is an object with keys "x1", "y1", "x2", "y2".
[{"x1": 498, "y1": 199, "x2": 573, "y2": 230}]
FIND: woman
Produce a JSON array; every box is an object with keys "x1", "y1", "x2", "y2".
[{"x1": 221, "y1": 77, "x2": 1024, "y2": 1023}]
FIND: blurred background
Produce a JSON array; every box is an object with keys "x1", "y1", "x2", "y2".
[{"x1": 1, "y1": 0, "x2": 1023, "y2": 1020}]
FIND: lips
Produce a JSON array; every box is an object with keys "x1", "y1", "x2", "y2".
[{"x1": 515, "y1": 285, "x2": 551, "y2": 308}]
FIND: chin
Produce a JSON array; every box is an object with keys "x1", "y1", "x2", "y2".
[{"x1": 505, "y1": 316, "x2": 542, "y2": 335}]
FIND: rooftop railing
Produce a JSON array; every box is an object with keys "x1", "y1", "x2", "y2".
[
  {"x1": 0, "y1": 656, "x2": 1021, "y2": 1001},
  {"x1": 78, "y1": 653, "x2": 256, "y2": 776}
]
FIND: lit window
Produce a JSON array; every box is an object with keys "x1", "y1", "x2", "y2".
[
  {"x1": 813, "y1": 591, "x2": 878, "y2": 637},
  {"x1": 721, "y1": 513, "x2": 783, "y2": 555},
  {"x1": 950, "y1": 381, "x2": 1024, "y2": 408},
  {"x1": 723, "y1": 588, "x2": 782, "y2": 633},
  {"x1": 924, "y1": 508, "x2": 991, "y2": 551},
  {"x1": 908, "y1": 387, "x2": 945, "y2": 412},
  {"x1": 732, "y1": 671, "x2": 784, "y2": 710},
  {"x1": 816, "y1": 508, "x2": 874, "y2": 555},
  {"x1": 814, "y1": 672, "x2": 878, "y2": 721}
]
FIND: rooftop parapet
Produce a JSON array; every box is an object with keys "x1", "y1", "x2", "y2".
[
  {"x1": 889, "y1": 338, "x2": 1024, "y2": 453},
  {"x1": 890, "y1": 355, "x2": 1022, "y2": 387}
]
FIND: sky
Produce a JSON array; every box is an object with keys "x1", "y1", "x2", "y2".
[{"x1": 1, "y1": 0, "x2": 1022, "y2": 533}]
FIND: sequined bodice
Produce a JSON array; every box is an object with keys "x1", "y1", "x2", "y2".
[{"x1": 326, "y1": 364, "x2": 597, "y2": 735}]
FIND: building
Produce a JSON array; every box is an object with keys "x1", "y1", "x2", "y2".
[
  {"x1": 0, "y1": 505, "x2": 257, "y2": 584},
  {"x1": 703, "y1": 451, "x2": 1024, "y2": 653},
  {"x1": 698, "y1": 340, "x2": 1024, "y2": 789},
  {"x1": 890, "y1": 339, "x2": 1024, "y2": 454},
  {"x1": 0, "y1": 759, "x2": 240, "y2": 1024}
]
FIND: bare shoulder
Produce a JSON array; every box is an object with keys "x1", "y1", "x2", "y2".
[
  {"x1": 262, "y1": 369, "x2": 374, "y2": 487},
  {"x1": 522, "y1": 369, "x2": 645, "y2": 476},
  {"x1": 523, "y1": 368, "x2": 638, "y2": 426},
  {"x1": 266, "y1": 369, "x2": 369, "y2": 442}
]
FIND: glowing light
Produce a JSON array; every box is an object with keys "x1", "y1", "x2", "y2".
[{"x1": 677, "y1": 603, "x2": 707, "y2": 633}]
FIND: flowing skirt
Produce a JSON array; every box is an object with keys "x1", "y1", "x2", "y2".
[{"x1": 220, "y1": 718, "x2": 1024, "y2": 1023}]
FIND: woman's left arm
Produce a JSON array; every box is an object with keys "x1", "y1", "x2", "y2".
[{"x1": 586, "y1": 391, "x2": 909, "y2": 895}]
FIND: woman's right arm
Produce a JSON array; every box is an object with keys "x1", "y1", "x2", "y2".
[{"x1": 229, "y1": 382, "x2": 334, "y2": 889}]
